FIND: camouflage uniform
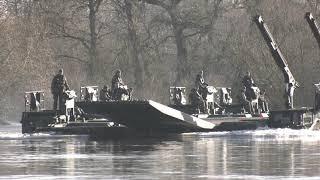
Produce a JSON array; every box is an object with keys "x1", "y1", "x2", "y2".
[
  {"x1": 283, "y1": 68, "x2": 295, "y2": 109},
  {"x1": 242, "y1": 71, "x2": 257, "y2": 103},
  {"x1": 111, "y1": 70, "x2": 128, "y2": 100},
  {"x1": 51, "y1": 69, "x2": 69, "y2": 111},
  {"x1": 241, "y1": 86, "x2": 253, "y2": 114},
  {"x1": 111, "y1": 70, "x2": 124, "y2": 92},
  {"x1": 194, "y1": 71, "x2": 208, "y2": 113},
  {"x1": 100, "y1": 85, "x2": 111, "y2": 101},
  {"x1": 195, "y1": 71, "x2": 208, "y2": 99},
  {"x1": 258, "y1": 90, "x2": 269, "y2": 113},
  {"x1": 195, "y1": 71, "x2": 207, "y2": 92},
  {"x1": 242, "y1": 72, "x2": 255, "y2": 89},
  {"x1": 189, "y1": 88, "x2": 205, "y2": 113}
]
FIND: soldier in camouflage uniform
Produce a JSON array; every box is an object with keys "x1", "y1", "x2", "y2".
[
  {"x1": 195, "y1": 70, "x2": 208, "y2": 96},
  {"x1": 100, "y1": 85, "x2": 111, "y2": 101},
  {"x1": 51, "y1": 69, "x2": 69, "y2": 111},
  {"x1": 194, "y1": 71, "x2": 208, "y2": 112},
  {"x1": 111, "y1": 70, "x2": 124, "y2": 92},
  {"x1": 242, "y1": 71, "x2": 255, "y2": 89},
  {"x1": 111, "y1": 69, "x2": 130, "y2": 100},
  {"x1": 258, "y1": 89, "x2": 269, "y2": 113},
  {"x1": 189, "y1": 88, "x2": 205, "y2": 113},
  {"x1": 241, "y1": 86, "x2": 253, "y2": 114}
]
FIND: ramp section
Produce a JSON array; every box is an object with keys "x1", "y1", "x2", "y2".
[
  {"x1": 148, "y1": 100, "x2": 215, "y2": 129},
  {"x1": 76, "y1": 100, "x2": 215, "y2": 132}
]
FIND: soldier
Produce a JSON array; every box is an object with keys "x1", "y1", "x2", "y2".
[
  {"x1": 100, "y1": 85, "x2": 111, "y2": 101},
  {"x1": 283, "y1": 67, "x2": 298, "y2": 109},
  {"x1": 51, "y1": 69, "x2": 69, "y2": 111},
  {"x1": 189, "y1": 88, "x2": 205, "y2": 113},
  {"x1": 195, "y1": 71, "x2": 209, "y2": 113},
  {"x1": 111, "y1": 69, "x2": 130, "y2": 100},
  {"x1": 242, "y1": 71, "x2": 255, "y2": 89},
  {"x1": 195, "y1": 70, "x2": 208, "y2": 94},
  {"x1": 242, "y1": 71, "x2": 259, "y2": 104},
  {"x1": 226, "y1": 88, "x2": 233, "y2": 105},
  {"x1": 241, "y1": 86, "x2": 253, "y2": 114},
  {"x1": 258, "y1": 89, "x2": 269, "y2": 113},
  {"x1": 195, "y1": 71, "x2": 208, "y2": 101},
  {"x1": 173, "y1": 87, "x2": 183, "y2": 105}
]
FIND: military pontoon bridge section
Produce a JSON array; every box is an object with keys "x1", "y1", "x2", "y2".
[
  {"x1": 76, "y1": 100, "x2": 269, "y2": 132},
  {"x1": 76, "y1": 100, "x2": 217, "y2": 133}
]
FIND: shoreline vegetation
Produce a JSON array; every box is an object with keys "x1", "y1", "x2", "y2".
[{"x1": 0, "y1": 0, "x2": 319, "y2": 121}]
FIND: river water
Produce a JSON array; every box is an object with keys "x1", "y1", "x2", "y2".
[{"x1": 0, "y1": 125, "x2": 320, "y2": 179}]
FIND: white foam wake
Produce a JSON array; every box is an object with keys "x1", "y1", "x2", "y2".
[
  {"x1": 190, "y1": 128, "x2": 320, "y2": 142},
  {"x1": 0, "y1": 131, "x2": 54, "y2": 140},
  {"x1": 0, "y1": 125, "x2": 88, "y2": 140},
  {"x1": 0, "y1": 131, "x2": 89, "y2": 140}
]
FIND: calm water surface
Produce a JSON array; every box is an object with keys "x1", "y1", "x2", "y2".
[{"x1": 0, "y1": 125, "x2": 320, "y2": 179}]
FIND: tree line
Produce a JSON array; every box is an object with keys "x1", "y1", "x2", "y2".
[{"x1": 0, "y1": 0, "x2": 320, "y2": 121}]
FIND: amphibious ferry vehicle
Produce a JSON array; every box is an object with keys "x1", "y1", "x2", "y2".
[
  {"x1": 21, "y1": 85, "x2": 269, "y2": 138},
  {"x1": 21, "y1": 13, "x2": 320, "y2": 138},
  {"x1": 20, "y1": 83, "x2": 320, "y2": 139}
]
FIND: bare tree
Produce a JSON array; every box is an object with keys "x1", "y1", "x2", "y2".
[
  {"x1": 111, "y1": 0, "x2": 145, "y2": 95},
  {"x1": 43, "y1": 0, "x2": 108, "y2": 80},
  {"x1": 143, "y1": 0, "x2": 194, "y2": 84}
]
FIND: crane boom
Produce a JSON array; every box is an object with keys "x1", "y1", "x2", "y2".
[
  {"x1": 305, "y1": 12, "x2": 320, "y2": 111},
  {"x1": 255, "y1": 15, "x2": 299, "y2": 109},
  {"x1": 305, "y1": 12, "x2": 320, "y2": 49}
]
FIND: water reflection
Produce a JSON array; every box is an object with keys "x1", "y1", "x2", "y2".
[{"x1": 0, "y1": 127, "x2": 320, "y2": 179}]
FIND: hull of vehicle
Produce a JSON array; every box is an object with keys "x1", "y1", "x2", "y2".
[{"x1": 76, "y1": 100, "x2": 267, "y2": 132}]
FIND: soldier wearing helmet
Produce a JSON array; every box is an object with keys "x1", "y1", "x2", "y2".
[
  {"x1": 189, "y1": 88, "x2": 205, "y2": 113},
  {"x1": 242, "y1": 71, "x2": 255, "y2": 89},
  {"x1": 194, "y1": 70, "x2": 209, "y2": 112},
  {"x1": 51, "y1": 69, "x2": 69, "y2": 111},
  {"x1": 111, "y1": 69, "x2": 131, "y2": 100}
]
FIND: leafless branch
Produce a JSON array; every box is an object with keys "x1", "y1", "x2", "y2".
[{"x1": 55, "y1": 55, "x2": 88, "y2": 64}]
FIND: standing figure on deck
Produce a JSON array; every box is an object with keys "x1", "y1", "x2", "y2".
[
  {"x1": 195, "y1": 71, "x2": 208, "y2": 100},
  {"x1": 241, "y1": 86, "x2": 252, "y2": 114},
  {"x1": 242, "y1": 71, "x2": 255, "y2": 89},
  {"x1": 283, "y1": 67, "x2": 298, "y2": 109},
  {"x1": 241, "y1": 71, "x2": 260, "y2": 111},
  {"x1": 51, "y1": 69, "x2": 69, "y2": 111},
  {"x1": 258, "y1": 89, "x2": 269, "y2": 113},
  {"x1": 189, "y1": 88, "x2": 205, "y2": 113},
  {"x1": 195, "y1": 70, "x2": 209, "y2": 113},
  {"x1": 111, "y1": 69, "x2": 132, "y2": 100}
]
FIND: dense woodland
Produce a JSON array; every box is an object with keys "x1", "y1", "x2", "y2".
[{"x1": 1, "y1": 0, "x2": 320, "y2": 121}]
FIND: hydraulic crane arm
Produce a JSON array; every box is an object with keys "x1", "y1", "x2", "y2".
[
  {"x1": 305, "y1": 12, "x2": 320, "y2": 49},
  {"x1": 305, "y1": 12, "x2": 320, "y2": 111},
  {"x1": 255, "y1": 15, "x2": 299, "y2": 108}
]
